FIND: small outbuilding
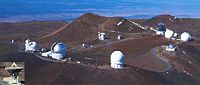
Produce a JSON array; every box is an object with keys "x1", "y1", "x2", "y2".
[
  {"x1": 98, "y1": 32, "x2": 106, "y2": 40},
  {"x1": 117, "y1": 35, "x2": 123, "y2": 40},
  {"x1": 173, "y1": 33, "x2": 178, "y2": 38},
  {"x1": 11, "y1": 40, "x2": 15, "y2": 43}
]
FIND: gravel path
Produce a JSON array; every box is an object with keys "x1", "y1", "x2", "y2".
[{"x1": 151, "y1": 47, "x2": 172, "y2": 72}]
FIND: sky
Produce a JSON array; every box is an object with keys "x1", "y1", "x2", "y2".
[{"x1": 0, "y1": 0, "x2": 199, "y2": 22}]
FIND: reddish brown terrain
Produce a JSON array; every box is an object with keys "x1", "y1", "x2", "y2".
[{"x1": 0, "y1": 13, "x2": 200, "y2": 85}]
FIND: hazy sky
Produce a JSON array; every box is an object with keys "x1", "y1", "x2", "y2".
[{"x1": 0, "y1": 0, "x2": 199, "y2": 22}]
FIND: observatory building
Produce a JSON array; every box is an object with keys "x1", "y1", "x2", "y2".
[
  {"x1": 173, "y1": 33, "x2": 178, "y2": 38},
  {"x1": 180, "y1": 32, "x2": 192, "y2": 42},
  {"x1": 166, "y1": 44, "x2": 177, "y2": 52},
  {"x1": 117, "y1": 19, "x2": 124, "y2": 26},
  {"x1": 156, "y1": 23, "x2": 166, "y2": 35},
  {"x1": 25, "y1": 39, "x2": 39, "y2": 52},
  {"x1": 11, "y1": 40, "x2": 15, "y2": 43},
  {"x1": 41, "y1": 42, "x2": 67, "y2": 60},
  {"x1": 165, "y1": 29, "x2": 174, "y2": 39},
  {"x1": 3, "y1": 62, "x2": 23, "y2": 85},
  {"x1": 117, "y1": 35, "x2": 123, "y2": 40},
  {"x1": 110, "y1": 51, "x2": 124, "y2": 69},
  {"x1": 98, "y1": 32, "x2": 105, "y2": 40}
]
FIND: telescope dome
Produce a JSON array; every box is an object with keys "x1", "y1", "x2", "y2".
[
  {"x1": 110, "y1": 51, "x2": 124, "y2": 69},
  {"x1": 165, "y1": 29, "x2": 174, "y2": 39},
  {"x1": 53, "y1": 43, "x2": 66, "y2": 53},
  {"x1": 181, "y1": 32, "x2": 191, "y2": 42},
  {"x1": 157, "y1": 23, "x2": 166, "y2": 31}
]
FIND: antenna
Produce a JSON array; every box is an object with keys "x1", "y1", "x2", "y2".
[{"x1": 4, "y1": 62, "x2": 23, "y2": 85}]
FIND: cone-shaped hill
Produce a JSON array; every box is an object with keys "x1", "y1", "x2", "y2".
[
  {"x1": 38, "y1": 13, "x2": 108, "y2": 45},
  {"x1": 38, "y1": 13, "x2": 145, "y2": 45}
]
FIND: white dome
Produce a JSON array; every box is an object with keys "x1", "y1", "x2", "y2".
[
  {"x1": 110, "y1": 51, "x2": 124, "y2": 69},
  {"x1": 51, "y1": 42, "x2": 67, "y2": 57},
  {"x1": 181, "y1": 32, "x2": 191, "y2": 42},
  {"x1": 168, "y1": 44, "x2": 175, "y2": 48},
  {"x1": 53, "y1": 43, "x2": 66, "y2": 52},
  {"x1": 165, "y1": 29, "x2": 174, "y2": 39}
]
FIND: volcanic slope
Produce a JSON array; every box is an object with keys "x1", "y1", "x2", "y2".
[
  {"x1": 38, "y1": 13, "x2": 145, "y2": 46},
  {"x1": 38, "y1": 13, "x2": 107, "y2": 45},
  {"x1": 87, "y1": 35, "x2": 171, "y2": 72},
  {"x1": 0, "y1": 41, "x2": 200, "y2": 85},
  {"x1": 0, "y1": 21, "x2": 66, "y2": 42}
]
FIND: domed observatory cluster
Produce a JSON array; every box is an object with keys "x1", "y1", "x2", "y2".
[
  {"x1": 154, "y1": 23, "x2": 178, "y2": 40},
  {"x1": 153, "y1": 23, "x2": 192, "y2": 42},
  {"x1": 180, "y1": 32, "x2": 192, "y2": 42},
  {"x1": 166, "y1": 44, "x2": 177, "y2": 52},
  {"x1": 25, "y1": 39, "x2": 39, "y2": 52},
  {"x1": 110, "y1": 51, "x2": 124, "y2": 69},
  {"x1": 156, "y1": 23, "x2": 166, "y2": 35},
  {"x1": 41, "y1": 42, "x2": 67, "y2": 60}
]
